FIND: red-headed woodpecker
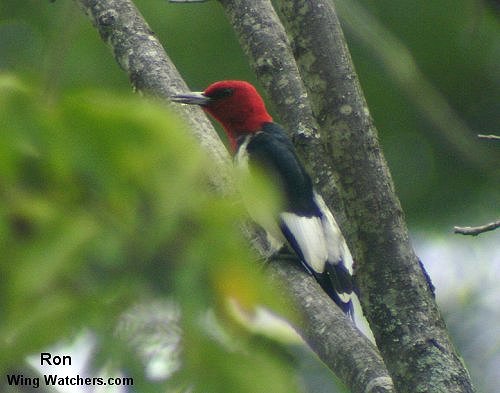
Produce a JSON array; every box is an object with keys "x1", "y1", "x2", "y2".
[{"x1": 172, "y1": 81, "x2": 355, "y2": 316}]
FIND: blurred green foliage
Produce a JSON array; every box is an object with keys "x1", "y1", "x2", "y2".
[{"x1": 0, "y1": 75, "x2": 299, "y2": 392}]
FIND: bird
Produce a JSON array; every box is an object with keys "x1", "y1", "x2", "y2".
[{"x1": 172, "y1": 80, "x2": 355, "y2": 316}]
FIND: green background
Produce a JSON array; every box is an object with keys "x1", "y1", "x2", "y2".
[{"x1": 1, "y1": 1, "x2": 499, "y2": 392}]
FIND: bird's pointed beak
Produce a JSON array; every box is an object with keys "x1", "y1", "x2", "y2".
[{"x1": 170, "y1": 92, "x2": 211, "y2": 106}]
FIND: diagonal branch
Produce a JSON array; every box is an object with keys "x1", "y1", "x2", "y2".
[{"x1": 75, "y1": 1, "x2": 394, "y2": 392}]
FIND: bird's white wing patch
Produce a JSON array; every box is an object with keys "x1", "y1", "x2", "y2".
[
  {"x1": 280, "y1": 212, "x2": 328, "y2": 273},
  {"x1": 313, "y1": 193, "x2": 353, "y2": 273}
]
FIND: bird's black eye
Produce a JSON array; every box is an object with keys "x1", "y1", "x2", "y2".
[{"x1": 207, "y1": 88, "x2": 234, "y2": 100}]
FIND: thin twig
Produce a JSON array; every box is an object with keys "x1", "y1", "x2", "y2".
[
  {"x1": 454, "y1": 220, "x2": 500, "y2": 236},
  {"x1": 477, "y1": 134, "x2": 500, "y2": 141}
]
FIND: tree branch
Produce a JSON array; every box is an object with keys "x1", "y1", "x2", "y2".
[
  {"x1": 454, "y1": 220, "x2": 500, "y2": 236},
  {"x1": 75, "y1": 1, "x2": 394, "y2": 392},
  {"x1": 274, "y1": 0, "x2": 474, "y2": 392}
]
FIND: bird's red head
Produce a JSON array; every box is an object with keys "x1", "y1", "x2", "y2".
[{"x1": 172, "y1": 81, "x2": 273, "y2": 152}]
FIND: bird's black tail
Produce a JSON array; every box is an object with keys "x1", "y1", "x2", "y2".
[{"x1": 314, "y1": 262, "x2": 355, "y2": 318}]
